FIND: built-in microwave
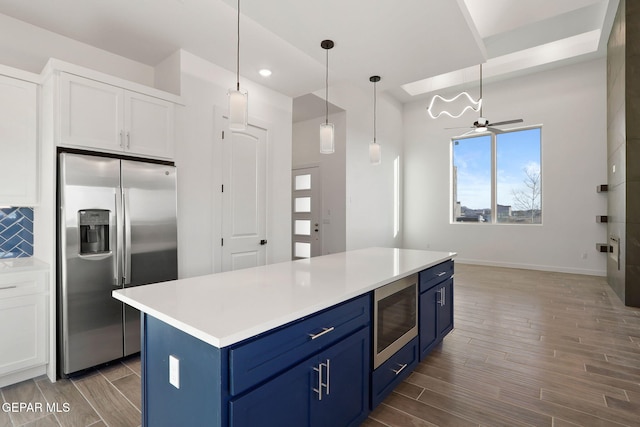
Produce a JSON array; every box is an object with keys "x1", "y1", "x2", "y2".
[{"x1": 373, "y1": 274, "x2": 418, "y2": 369}]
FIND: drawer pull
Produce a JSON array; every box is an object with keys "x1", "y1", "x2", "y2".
[
  {"x1": 309, "y1": 327, "x2": 335, "y2": 340},
  {"x1": 0, "y1": 285, "x2": 17, "y2": 291},
  {"x1": 392, "y1": 363, "x2": 408, "y2": 375},
  {"x1": 436, "y1": 271, "x2": 447, "y2": 277}
]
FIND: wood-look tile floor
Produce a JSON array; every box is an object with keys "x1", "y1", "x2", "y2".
[
  {"x1": 2, "y1": 264, "x2": 639, "y2": 426},
  {"x1": 364, "y1": 264, "x2": 640, "y2": 427},
  {"x1": 0, "y1": 356, "x2": 141, "y2": 427}
]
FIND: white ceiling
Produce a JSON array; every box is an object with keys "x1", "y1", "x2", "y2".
[{"x1": 0, "y1": 0, "x2": 618, "y2": 107}]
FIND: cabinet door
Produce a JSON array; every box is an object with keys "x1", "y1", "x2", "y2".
[
  {"x1": 0, "y1": 75, "x2": 37, "y2": 205},
  {"x1": 437, "y1": 279, "x2": 454, "y2": 337},
  {"x1": 59, "y1": 73, "x2": 124, "y2": 152},
  {"x1": 229, "y1": 357, "x2": 312, "y2": 427},
  {"x1": 312, "y1": 327, "x2": 369, "y2": 427},
  {"x1": 419, "y1": 286, "x2": 438, "y2": 360},
  {"x1": 124, "y1": 91, "x2": 174, "y2": 159},
  {"x1": 0, "y1": 294, "x2": 47, "y2": 376}
]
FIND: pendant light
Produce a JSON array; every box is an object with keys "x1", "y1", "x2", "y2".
[
  {"x1": 228, "y1": 0, "x2": 248, "y2": 131},
  {"x1": 369, "y1": 75, "x2": 381, "y2": 165},
  {"x1": 320, "y1": 40, "x2": 335, "y2": 154}
]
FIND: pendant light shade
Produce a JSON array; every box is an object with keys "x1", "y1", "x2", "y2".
[
  {"x1": 320, "y1": 122, "x2": 335, "y2": 153},
  {"x1": 228, "y1": 89, "x2": 248, "y2": 131},
  {"x1": 369, "y1": 75, "x2": 381, "y2": 165},
  {"x1": 228, "y1": 0, "x2": 248, "y2": 131},
  {"x1": 320, "y1": 40, "x2": 335, "y2": 154}
]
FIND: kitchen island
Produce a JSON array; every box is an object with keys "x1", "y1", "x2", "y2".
[{"x1": 113, "y1": 247, "x2": 455, "y2": 427}]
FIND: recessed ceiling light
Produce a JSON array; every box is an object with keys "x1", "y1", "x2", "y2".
[{"x1": 259, "y1": 69, "x2": 272, "y2": 77}]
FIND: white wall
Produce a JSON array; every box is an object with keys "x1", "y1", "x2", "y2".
[
  {"x1": 403, "y1": 57, "x2": 608, "y2": 275},
  {"x1": 176, "y1": 50, "x2": 292, "y2": 278},
  {"x1": 328, "y1": 83, "x2": 405, "y2": 250},
  {"x1": 0, "y1": 13, "x2": 154, "y2": 85},
  {"x1": 293, "y1": 111, "x2": 347, "y2": 255}
]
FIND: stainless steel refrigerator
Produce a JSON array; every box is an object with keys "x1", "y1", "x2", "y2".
[{"x1": 58, "y1": 152, "x2": 177, "y2": 376}]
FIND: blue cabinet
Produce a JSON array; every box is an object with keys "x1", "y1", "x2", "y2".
[
  {"x1": 142, "y1": 294, "x2": 370, "y2": 427},
  {"x1": 419, "y1": 261, "x2": 454, "y2": 360},
  {"x1": 230, "y1": 327, "x2": 370, "y2": 427},
  {"x1": 370, "y1": 336, "x2": 419, "y2": 408}
]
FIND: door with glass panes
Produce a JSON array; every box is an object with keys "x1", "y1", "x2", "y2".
[{"x1": 292, "y1": 166, "x2": 321, "y2": 259}]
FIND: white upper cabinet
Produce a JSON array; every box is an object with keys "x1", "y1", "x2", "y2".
[
  {"x1": 124, "y1": 91, "x2": 175, "y2": 159},
  {"x1": 59, "y1": 73, "x2": 175, "y2": 159},
  {"x1": 59, "y1": 73, "x2": 124, "y2": 151},
  {"x1": 0, "y1": 74, "x2": 37, "y2": 206}
]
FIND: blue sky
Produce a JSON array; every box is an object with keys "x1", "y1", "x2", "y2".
[{"x1": 453, "y1": 128, "x2": 541, "y2": 210}]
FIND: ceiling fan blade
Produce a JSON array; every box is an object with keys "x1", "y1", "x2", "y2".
[
  {"x1": 489, "y1": 119, "x2": 523, "y2": 127},
  {"x1": 487, "y1": 126, "x2": 504, "y2": 134},
  {"x1": 444, "y1": 126, "x2": 473, "y2": 130}
]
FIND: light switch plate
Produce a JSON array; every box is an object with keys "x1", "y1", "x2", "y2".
[{"x1": 169, "y1": 355, "x2": 180, "y2": 389}]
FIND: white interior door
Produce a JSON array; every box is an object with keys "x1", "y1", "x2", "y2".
[
  {"x1": 221, "y1": 121, "x2": 267, "y2": 271},
  {"x1": 292, "y1": 166, "x2": 321, "y2": 259}
]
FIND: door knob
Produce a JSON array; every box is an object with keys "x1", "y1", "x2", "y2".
[{"x1": 260, "y1": 239, "x2": 268, "y2": 245}]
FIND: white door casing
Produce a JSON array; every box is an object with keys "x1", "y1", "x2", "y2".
[
  {"x1": 292, "y1": 166, "x2": 322, "y2": 259},
  {"x1": 221, "y1": 120, "x2": 268, "y2": 271}
]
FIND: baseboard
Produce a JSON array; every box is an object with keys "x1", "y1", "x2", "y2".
[
  {"x1": 0, "y1": 364, "x2": 47, "y2": 388},
  {"x1": 455, "y1": 258, "x2": 606, "y2": 277}
]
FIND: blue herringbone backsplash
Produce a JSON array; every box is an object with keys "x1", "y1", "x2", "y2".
[{"x1": 0, "y1": 207, "x2": 34, "y2": 258}]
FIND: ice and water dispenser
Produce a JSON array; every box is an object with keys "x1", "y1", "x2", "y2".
[{"x1": 78, "y1": 209, "x2": 110, "y2": 255}]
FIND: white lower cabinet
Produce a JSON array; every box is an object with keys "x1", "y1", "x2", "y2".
[{"x1": 0, "y1": 268, "x2": 49, "y2": 388}]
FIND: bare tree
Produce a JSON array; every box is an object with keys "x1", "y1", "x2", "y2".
[{"x1": 511, "y1": 168, "x2": 541, "y2": 223}]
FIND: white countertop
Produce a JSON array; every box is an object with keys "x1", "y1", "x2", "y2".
[
  {"x1": 0, "y1": 257, "x2": 49, "y2": 274},
  {"x1": 112, "y1": 247, "x2": 455, "y2": 348}
]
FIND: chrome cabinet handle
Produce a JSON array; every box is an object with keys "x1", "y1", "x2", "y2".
[
  {"x1": 313, "y1": 363, "x2": 324, "y2": 400},
  {"x1": 392, "y1": 363, "x2": 408, "y2": 375},
  {"x1": 313, "y1": 360, "x2": 330, "y2": 400},
  {"x1": 309, "y1": 327, "x2": 334, "y2": 340},
  {"x1": 325, "y1": 359, "x2": 330, "y2": 396},
  {"x1": 442, "y1": 287, "x2": 446, "y2": 307},
  {"x1": 126, "y1": 131, "x2": 131, "y2": 149},
  {"x1": 0, "y1": 285, "x2": 17, "y2": 291},
  {"x1": 436, "y1": 271, "x2": 447, "y2": 277},
  {"x1": 119, "y1": 130, "x2": 124, "y2": 147}
]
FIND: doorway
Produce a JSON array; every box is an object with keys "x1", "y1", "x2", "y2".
[
  {"x1": 292, "y1": 166, "x2": 322, "y2": 259},
  {"x1": 221, "y1": 119, "x2": 268, "y2": 271}
]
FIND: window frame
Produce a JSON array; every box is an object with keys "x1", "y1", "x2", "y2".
[{"x1": 450, "y1": 125, "x2": 543, "y2": 225}]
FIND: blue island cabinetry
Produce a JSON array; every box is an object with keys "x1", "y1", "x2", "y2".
[
  {"x1": 143, "y1": 294, "x2": 370, "y2": 427},
  {"x1": 419, "y1": 260, "x2": 454, "y2": 359},
  {"x1": 128, "y1": 250, "x2": 456, "y2": 427}
]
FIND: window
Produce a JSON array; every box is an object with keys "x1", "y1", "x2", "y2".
[{"x1": 452, "y1": 127, "x2": 541, "y2": 224}]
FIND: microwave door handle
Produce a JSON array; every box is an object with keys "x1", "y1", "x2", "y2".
[{"x1": 123, "y1": 188, "x2": 132, "y2": 286}]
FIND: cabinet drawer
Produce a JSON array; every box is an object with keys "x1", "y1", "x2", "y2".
[
  {"x1": 0, "y1": 271, "x2": 47, "y2": 299},
  {"x1": 371, "y1": 336, "x2": 419, "y2": 408},
  {"x1": 229, "y1": 294, "x2": 370, "y2": 396},
  {"x1": 419, "y1": 260, "x2": 453, "y2": 293}
]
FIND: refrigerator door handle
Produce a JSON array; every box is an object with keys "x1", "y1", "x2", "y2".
[
  {"x1": 115, "y1": 191, "x2": 123, "y2": 288},
  {"x1": 123, "y1": 188, "x2": 132, "y2": 286}
]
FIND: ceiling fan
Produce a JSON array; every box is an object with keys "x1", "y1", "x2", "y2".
[{"x1": 448, "y1": 64, "x2": 523, "y2": 135}]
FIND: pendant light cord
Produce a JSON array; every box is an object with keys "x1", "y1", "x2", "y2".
[
  {"x1": 236, "y1": 0, "x2": 240, "y2": 91},
  {"x1": 325, "y1": 47, "x2": 329, "y2": 125},
  {"x1": 373, "y1": 80, "x2": 377, "y2": 143},
  {"x1": 479, "y1": 63, "x2": 483, "y2": 117}
]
